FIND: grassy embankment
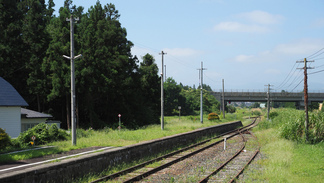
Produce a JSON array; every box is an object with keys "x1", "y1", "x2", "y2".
[
  {"x1": 0, "y1": 111, "x2": 252, "y2": 163},
  {"x1": 243, "y1": 108, "x2": 324, "y2": 183}
]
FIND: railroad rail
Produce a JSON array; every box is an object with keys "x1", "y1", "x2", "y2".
[
  {"x1": 199, "y1": 129, "x2": 260, "y2": 182},
  {"x1": 90, "y1": 117, "x2": 260, "y2": 183}
]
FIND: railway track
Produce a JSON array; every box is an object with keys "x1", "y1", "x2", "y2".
[{"x1": 90, "y1": 118, "x2": 260, "y2": 183}]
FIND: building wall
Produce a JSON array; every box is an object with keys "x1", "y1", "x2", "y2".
[
  {"x1": 0, "y1": 106, "x2": 21, "y2": 138},
  {"x1": 21, "y1": 118, "x2": 47, "y2": 132}
]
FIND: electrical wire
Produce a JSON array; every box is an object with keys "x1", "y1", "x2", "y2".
[
  {"x1": 284, "y1": 70, "x2": 303, "y2": 90},
  {"x1": 314, "y1": 57, "x2": 324, "y2": 61},
  {"x1": 276, "y1": 62, "x2": 298, "y2": 89},
  {"x1": 203, "y1": 72, "x2": 218, "y2": 84},
  {"x1": 289, "y1": 79, "x2": 303, "y2": 92},
  {"x1": 307, "y1": 47, "x2": 324, "y2": 60},
  {"x1": 308, "y1": 69, "x2": 324, "y2": 75}
]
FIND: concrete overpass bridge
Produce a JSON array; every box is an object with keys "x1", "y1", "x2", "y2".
[{"x1": 211, "y1": 90, "x2": 324, "y2": 109}]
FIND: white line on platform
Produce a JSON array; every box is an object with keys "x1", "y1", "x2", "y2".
[
  {"x1": 0, "y1": 147, "x2": 113, "y2": 173},
  {"x1": 3, "y1": 146, "x2": 55, "y2": 155}
]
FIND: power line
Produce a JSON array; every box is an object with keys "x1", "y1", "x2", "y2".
[
  {"x1": 280, "y1": 67, "x2": 303, "y2": 91},
  {"x1": 132, "y1": 41, "x2": 161, "y2": 54},
  {"x1": 314, "y1": 63, "x2": 324, "y2": 68},
  {"x1": 315, "y1": 57, "x2": 324, "y2": 60},
  {"x1": 203, "y1": 72, "x2": 218, "y2": 84},
  {"x1": 276, "y1": 62, "x2": 298, "y2": 89},
  {"x1": 308, "y1": 69, "x2": 324, "y2": 75},
  {"x1": 307, "y1": 47, "x2": 324, "y2": 59},
  {"x1": 286, "y1": 71, "x2": 303, "y2": 89},
  {"x1": 290, "y1": 79, "x2": 303, "y2": 92},
  {"x1": 132, "y1": 41, "x2": 198, "y2": 71}
]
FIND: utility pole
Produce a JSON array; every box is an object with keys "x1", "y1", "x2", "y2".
[
  {"x1": 160, "y1": 51, "x2": 166, "y2": 130},
  {"x1": 63, "y1": 15, "x2": 82, "y2": 146},
  {"x1": 265, "y1": 84, "x2": 273, "y2": 120},
  {"x1": 297, "y1": 58, "x2": 314, "y2": 142},
  {"x1": 222, "y1": 79, "x2": 225, "y2": 119},
  {"x1": 198, "y1": 62, "x2": 207, "y2": 124}
]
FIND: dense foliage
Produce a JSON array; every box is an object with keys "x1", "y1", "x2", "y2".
[
  {"x1": 1, "y1": 0, "x2": 161, "y2": 129},
  {"x1": 1, "y1": 0, "x2": 222, "y2": 130},
  {"x1": 164, "y1": 78, "x2": 220, "y2": 116},
  {"x1": 0, "y1": 128, "x2": 11, "y2": 150},
  {"x1": 15, "y1": 123, "x2": 69, "y2": 147},
  {"x1": 259, "y1": 108, "x2": 324, "y2": 144}
]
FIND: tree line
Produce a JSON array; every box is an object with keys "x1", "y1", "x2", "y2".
[{"x1": 0, "y1": 0, "x2": 220, "y2": 130}]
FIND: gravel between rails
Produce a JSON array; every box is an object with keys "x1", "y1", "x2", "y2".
[
  {"x1": 103, "y1": 119, "x2": 261, "y2": 183},
  {"x1": 129, "y1": 135, "x2": 244, "y2": 183},
  {"x1": 121, "y1": 131, "x2": 259, "y2": 183}
]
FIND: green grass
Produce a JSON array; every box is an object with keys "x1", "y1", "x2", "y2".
[
  {"x1": 1, "y1": 113, "x2": 249, "y2": 163},
  {"x1": 0, "y1": 147, "x2": 62, "y2": 163},
  {"x1": 242, "y1": 110, "x2": 324, "y2": 183}
]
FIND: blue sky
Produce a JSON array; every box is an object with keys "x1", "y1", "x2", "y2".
[{"x1": 53, "y1": 0, "x2": 324, "y2": 92}]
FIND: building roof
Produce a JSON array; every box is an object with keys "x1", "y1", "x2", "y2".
[
  {"x1": 0, "y1": 77, "x2": 28, "y2": 106},
  {"x1": 21, "y1": 108, "x2": 52, "y2": 118}
]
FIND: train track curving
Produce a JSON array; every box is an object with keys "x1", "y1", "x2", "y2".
[{"x1": 90, "y1": 117, "x2": 260, "y2": 183}]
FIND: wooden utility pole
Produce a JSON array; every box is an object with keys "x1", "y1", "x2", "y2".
[
  {"x1": 160, "y1": 51, "x2": 166, "y2": 130},
  {"x1": 63, "y1": 15, "x2": 82, "y2": 146},
  {"x1": 297, "y1": 58, "x2": 314, "y2": 142}
]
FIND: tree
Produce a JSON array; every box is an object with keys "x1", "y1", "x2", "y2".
[
  {"x1": 164, "y1": 78, "x2": 187, "y2": 115},
  {"x1": 0, "y1": 0, "x2": 26, "y2": 98},
  {"x1": 138, "y1": 54, "x2": 160, "y2": 124},
  {"x1": 43, "y1": 1, "x2": 83, "y2": 129},
  {"x1": 77, "y1": 2, "x2": 143, "y2": 128},
  {"x1": 251, "y1": 102, "x2": 261, "y2": 108},
  {"x1": 19, "y1": 0, "x2": 54, "y2": 112}
]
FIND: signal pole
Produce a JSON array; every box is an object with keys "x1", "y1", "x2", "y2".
[
  {"x1": 297, "y1": 58, "x2": 314, "y2": 142},
  {"x1": 198, "y1": 62, "x2": 207, "y2": 123},
  {"x1": 63, "y1": 15, "x2": 82, "y2": 146},
  {"x1": 160, "y1": 51, "x2": 166, "y2": 130}
]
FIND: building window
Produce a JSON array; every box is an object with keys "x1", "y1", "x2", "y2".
[{"x1": 21, "y1": 123, "x2": 38, "y2": 132}]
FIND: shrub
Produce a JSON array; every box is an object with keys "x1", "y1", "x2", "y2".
[
  {"x1": 269, "y1": 111, "x2": 279, "y2": 119},
  {"x1": 16, "y1": 123, "x2": 69, "y2": 147},
  {"x1": 252, "y1": 110, "x2": 261, "y2": 116},
  {"x1": 274, "y1": 109, "x2": 324, "y2": 144},
  {"x1": 226, "y1": 105, "x2": 236, "y2": 113},
  {"x1": 208, "y1": 113, "x2": 220, "y2": 121},
  {"x1": 0, "y1": 128, "x2": 11, "y2": 150}
]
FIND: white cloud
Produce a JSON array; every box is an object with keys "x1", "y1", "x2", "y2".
[
  {"x1": 131, "y1": 46, "x2": 157, "y2": 59},
  {"x1": 274, "y1": 39, "x2": 324, "y2": 56},
  {"x1": 213, "y1": 10, "x2": 283, "y2": 33},
  {"x1": 239, "y1": 10, "x2": 284, "y2": 25},
  {"x1": 213, "y1": 21, "x2": 269, "y2": 33},
  {"x1": 229, "y1": 38, "x2": 324, "y2": 64},
  {"x1": 233, "y1": 54, "x2": 255, "y2": 62}
]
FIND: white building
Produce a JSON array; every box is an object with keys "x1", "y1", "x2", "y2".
[
  {"x1": 0, "y1": 77, "x2": 53, "y2": 138},
  {"x1": 21, "y1": 108, "x2": 53, "y2": 132}
]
